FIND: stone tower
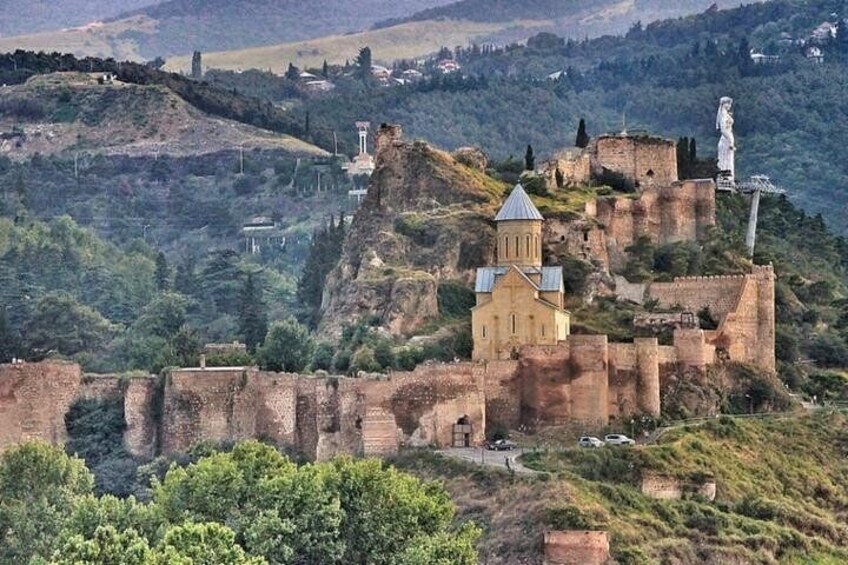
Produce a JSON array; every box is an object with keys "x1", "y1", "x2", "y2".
[{"x1": 472, "y1": 184, "x2": 570, "y2": 361}]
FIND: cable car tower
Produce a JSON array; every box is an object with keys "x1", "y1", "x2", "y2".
[{"x1": 717, "y1": 172, "x2": 786, "y2": 258}]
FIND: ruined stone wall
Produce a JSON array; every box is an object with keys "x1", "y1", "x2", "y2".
[
  {"x1": 0, "y1": 361, "x2": 82, "y2": 450},
  {"x1": 161, "y1": 364, "x2": 486, "y2": 459},
  {"x1": 0, "y1": 363, "x2": 158, "y2": 458},
  {"x1": 607, "y1": 338, "x2": 661, "y2": 422},
  {"x1": 544, "y1": 219, "x2": 610, "y2": 272},
  {"x1": 123, "y1": 377, "x2": 159, "y2": 459},
  {"x1": 590, "y1": 179, "x2": 716, "y2": 270},
  {"x1": 361, "y1": 363, "x2": 486, "y2": 452},
  {"x1": 543, "y1": 150, "x2": 592, "y2": 189},
  {"x1": 649, "y1": 266, "x2": 775, "y2": 372},
  {"x1": 543, "y1": 530, "x2": 610, "y2": 565},
  {"x1": 594, "y1": 134, "x2": 678, "y2": 186},
  {"x1": 482, "y1": 360, "x2": 521, "y2": 431}
]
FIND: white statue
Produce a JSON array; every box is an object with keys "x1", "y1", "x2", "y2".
[{"x1": 716, "y1": 96, "x2": 735, "y2": 181}]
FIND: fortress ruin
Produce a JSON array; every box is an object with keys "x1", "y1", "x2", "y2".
[{"x1": 0, "y1": 131, "x2": 777, "y2": 460}]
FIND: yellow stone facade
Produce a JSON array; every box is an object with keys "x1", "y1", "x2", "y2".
[{"x1": 472, "y1": 185, "x2": 570, "y2": 360}]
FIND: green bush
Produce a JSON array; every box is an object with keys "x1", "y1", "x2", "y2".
[
  {"x1": 437, "y1": 281, "x2": 476, "y2": 319},
  {"x1": 544, "y1": 504, "x2": 601, "y2": 530}
]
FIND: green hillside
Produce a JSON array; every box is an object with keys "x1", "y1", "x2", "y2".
[{"x1": 395, "y1": 411, "x2": 848, "y2": 563}]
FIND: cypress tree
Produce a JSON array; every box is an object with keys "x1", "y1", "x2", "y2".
[
  {"x1": 155, "y1": 251, "x2": 170, "y2": 291},
  {"x1": 575, "y1": 118, "x2": 590, "y2": 148},
  {"x1": 524, "y1": 145, "x2": 535, "y2": 171},
  {"x1": 239, "y1": 272, "x2": 268, "y2": 353}
]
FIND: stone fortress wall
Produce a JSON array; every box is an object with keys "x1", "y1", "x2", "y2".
[
  {"x1": 543, "y1": 133, "x2": 716, "y2": 273},
  {"x1": 0, "y1": 131, "x2": 775, "y2": 462}
]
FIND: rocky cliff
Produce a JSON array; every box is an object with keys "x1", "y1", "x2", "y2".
[{"x1": 318, "y1": 126, "x2": 504, "y2": 338}]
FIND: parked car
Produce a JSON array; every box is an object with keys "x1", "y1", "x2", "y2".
[
  {"x1": 485, "y1": 439, "x2": 516, "y2": 451},
  {"x1": 604, "y1": 433, "x2": 635, "y2": 446},
  {"x1": 578, "y1": 436, "x2": 604, "y2": 448}
]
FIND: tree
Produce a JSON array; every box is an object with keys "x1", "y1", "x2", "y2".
[
  {"x1": 239, "y1": 272, "x2": 268, "y2": 353},
  {"x1": 51, "y1": 525, "x2": 153, "y2": 565},
  {"x1": 0, "y1": 443, "x2": 94, "y2": 563},
  {"x1": 330, "y1": 457, "x2": 457, "y2": 564},
  {"x1": 0, "y1": 307, "x2": 18, "y2": 362},
  {"x1": 322, "y1": 59, "x2": 329, "y2": 78},
  {"x1": 524, "y1": 144, "x2": 535, "y2": 171},
  {"x1": 155, "y1": 251, "x2": 170, "y2": 292},
  {"x1": 285, "y1": 63, "x2": 299, "y2": 81},
  {"x1": 355, "y1": 47, "x2": 372, "y2": 79},
  {"x1": 191, "y1": 51, "x2": 202, "y2": 79},
  {"x1": 575, "y1": 118, "x2": 590, "y2": 148},
  {"x1": 156, "y1": 522, "x2": 266, "y2": 565},
  {"x1": 25, "y1": 292, "x2": 118, "y2": 358},
  {"x1": 256, "y1": 318, "x2": 314, "y2": 372}
]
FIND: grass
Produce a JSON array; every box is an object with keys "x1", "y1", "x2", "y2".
[
  {"x1": 392, "y1": 413, "x2": 848, "y2": 564},
  {"x1": 164, "y1": 20, "x2": 548, "y2": 73},
  {"x1": 0, "y1": 15, "x2": 153, "y2": 61}
]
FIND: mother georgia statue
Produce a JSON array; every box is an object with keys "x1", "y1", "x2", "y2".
[{"x1": 716, "y1": 96, "x2": 735, "y2": 181}]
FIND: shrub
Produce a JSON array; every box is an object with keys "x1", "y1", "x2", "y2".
[
  {"x1": 437, "y1": 281, "x2": 475, "y2": 319},
  {"x1": 544, "y1": 504, "x2": 600, "y2": 530}
]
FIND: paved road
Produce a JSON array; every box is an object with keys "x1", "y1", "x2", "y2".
[{"x1": 435, "y1": 447, "x2": 537, "y2": 475}]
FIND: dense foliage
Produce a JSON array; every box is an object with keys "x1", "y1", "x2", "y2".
[{"x1": 0, "y1": 441, "x2": 478, "y2": 564}]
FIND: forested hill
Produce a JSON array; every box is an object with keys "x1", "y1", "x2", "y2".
[{"x1": 290, "y1": 0, "x2": 848, "y2": 232}]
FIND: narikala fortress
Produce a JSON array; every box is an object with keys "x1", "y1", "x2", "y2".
[{"x1": 0, "y1": 128, "x2": 775, "y2": 460}]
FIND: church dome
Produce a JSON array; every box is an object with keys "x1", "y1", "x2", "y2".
[{"x1": 495, "y1": 183, "x2": 544, "y2": 221}]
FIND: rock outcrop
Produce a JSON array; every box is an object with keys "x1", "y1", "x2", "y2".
[{"x1": 318, "y1": 125, "x2": 504, "y2": 338}]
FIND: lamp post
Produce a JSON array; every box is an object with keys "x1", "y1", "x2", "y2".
[{"x1": 745, "y1": 393, "x2": 753, "y2": 415}]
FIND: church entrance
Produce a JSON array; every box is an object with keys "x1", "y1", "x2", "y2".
[{"x1": 453, "y1": 416, "x2": 472, "y2": 448}]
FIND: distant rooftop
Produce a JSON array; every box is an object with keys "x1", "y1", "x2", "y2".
[{"x1": 495, "y1": 184, "x2": 544, "y2": 222}]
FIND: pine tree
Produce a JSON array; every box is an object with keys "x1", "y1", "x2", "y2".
[
  {"x1": 322, "y1": 59, "x2": 329, "y2": 77},
  {"x1": 239, "y1": 272, "x2": 268, "y2": 353},
  {"x1": 575, "y1": 118, "x2": 590, "y2": 148},
  {"x1": 524, "y1": 145, "x2": 535, "y2": 171},
  {"x1": 689, "y1": 138, "x2": 697, "y2": 163},
  {"x1": 155, "y1": 251, "x2": 170, "y2": 291}
]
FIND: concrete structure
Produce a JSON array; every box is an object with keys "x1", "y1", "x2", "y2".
[{"x1": 472, "y1": 184, "x2": 570, "y2": 360}]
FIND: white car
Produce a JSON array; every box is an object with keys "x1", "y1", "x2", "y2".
[
  {"x1": 604, "y1": 433, "x2": 635, "y2": 446},
  {"x1": 578, "y1": 436, "x2": 604, "y2": 448}
]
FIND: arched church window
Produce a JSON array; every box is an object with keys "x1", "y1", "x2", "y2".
[
  {"x1": 511, "y1": 314, "x2": 517, "y2": 334},
  {"x1": 514, "y1": 236, "x2": 519, "y2": 258},
  {"x1": 526, "y1": 235, "x2": 530, "y2": 256},
  {"x1": 505, "y1": 237, "x2": 509, "y2": 258}
]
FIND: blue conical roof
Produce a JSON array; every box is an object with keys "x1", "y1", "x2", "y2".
[{"x1": 495, "y1": 183, "x2": 544, "y2": 221}]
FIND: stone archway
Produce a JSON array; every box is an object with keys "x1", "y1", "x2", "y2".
[{"x1": 453, "y1": 415, "x2": 472, "y2": 448}]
